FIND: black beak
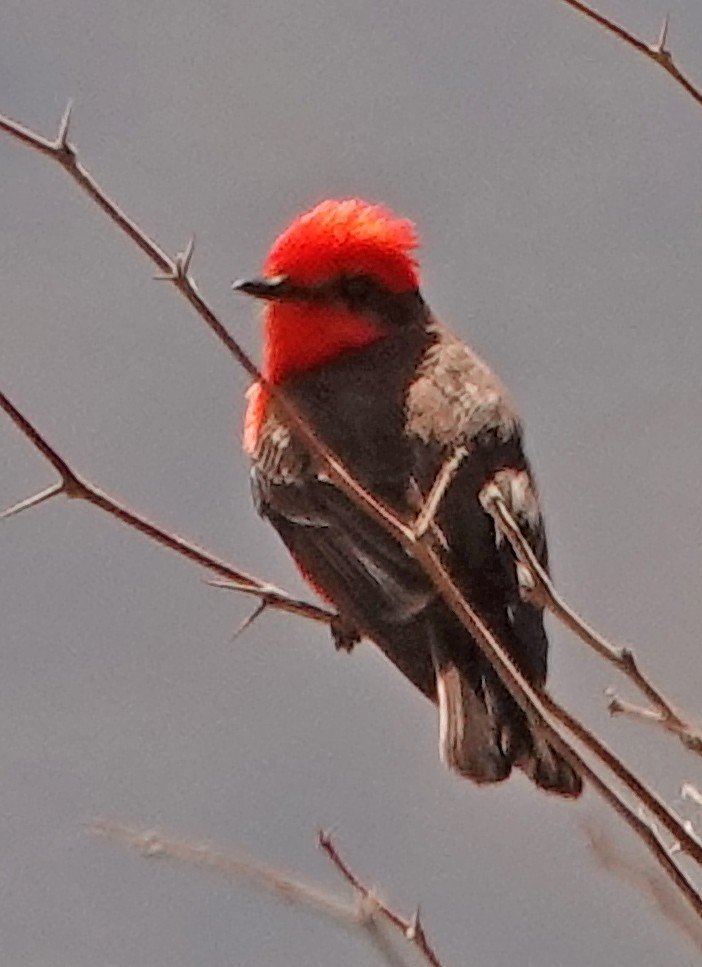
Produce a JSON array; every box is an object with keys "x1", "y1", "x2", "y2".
[{"x1": 232, "y1": 275, "x2": 299, "y2": 301}]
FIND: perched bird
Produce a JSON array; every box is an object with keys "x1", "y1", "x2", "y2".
[{"x1": 234, "y1": 198, "x2": 581, "y2": 797}]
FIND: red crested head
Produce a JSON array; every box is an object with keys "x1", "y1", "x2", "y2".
[
  {"x1": 238, "y1": 198, "x2": 424, "y2": 452},
  {"x1": 263, "y1": 198, "x2": 420, "y2": 294}
]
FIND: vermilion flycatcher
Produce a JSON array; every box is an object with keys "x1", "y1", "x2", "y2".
[{"x1": 234, "y1": 198, "x2": 581, "y2": 797}]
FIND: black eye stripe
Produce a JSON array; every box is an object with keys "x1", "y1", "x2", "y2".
[
  {"x1": 333, "y1": 274, "x2": 425, "y2": 327},
  {"x1": 339, "y1": 275, "x2": 376, "y2": 301}
]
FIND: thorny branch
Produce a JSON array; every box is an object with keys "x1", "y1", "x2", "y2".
[
  {"x1": 482, "y1": 488, "x2": 702, "y2": 755},
  {"x1": 606, "y1": 693, "x2": 702, "y2": 754},
  {"x1": 0, "y1": 106, "x2": 415, "y2": 548},
  {"x1": 93, "y1": 821, "x2": 438, "y2": 967},
  {"x1": 557, "y1": 3, "x2": 702, "y2": 108},
  {"x1": 0, "y1": 391, "x2": 332, "y2": 629},
  {"x1": 7, "y1": 369, "x2": 701, "y2": 920},
  {"x1": 319, "y1": 831, "x2": 444, "y2": 967},
  {"x1": 2, "y1": 104, "x2": 702, "y2": 920}
]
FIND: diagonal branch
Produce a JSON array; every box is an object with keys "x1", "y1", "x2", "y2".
[
  {"x1": 2, "y1": 104, "x2": 702, "y2": 917},
  {"x1": 557, "y1": 3, "x2": 702, "y2": 108},
  {"x1": 482, "y1": 487, "x2": 702, "y2": 756},
  {"x1": 409, "y1": 536, "x2": 702, "y2": 918},
  {"x1": 319, "y1": 831, "x2": 444, "y2": 967},
  {"x1": 0, "y1": 106, "x2": 409, "y2": 553},
  {"x1": 411, "y1": 446, "x2": 467, "y2": 541},
  {"x1": 0, "y1": 389, "x2": 332, "y2": 629},
  {"x1": 606, "y1": 692, "x2": 702, "y2": 754},
  {"x1": 586, "y1": 820, "x2": 702, "y2": 957}
]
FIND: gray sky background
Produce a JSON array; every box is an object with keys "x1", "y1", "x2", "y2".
[{"x1": 2, "y1": 1, "x2": 702, "y2": 964}]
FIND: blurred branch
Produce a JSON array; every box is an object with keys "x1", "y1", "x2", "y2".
[
  {"x1": 93, "y1": 820, "x2": 433, "y2": 967},
  {"x1": 558, "y1": 3, "x2": 702, "y2": 108},
  {"x1": 483, "y1": 488, "x2": 702, "y2": 756},
  {"x1": 2, "y1": 104, "x2": 702, "y2": 920},
  {"x1": 585, "y1": 820, "x2": 702, "y2": 957}
]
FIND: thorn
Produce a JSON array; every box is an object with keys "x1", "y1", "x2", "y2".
[
  {"x1": 55, "y1": 100, "x2": 74, "y2": 151},
  {"x1": 179, "y1": 235, "x2": 196, "y2": 276},
  {"x1": 230, "y1": 600, "x2": 268, "y2": 641},
  {"x1": 604, "y1": 687, "x2": 627, "y2": 716},
  {"x1": 650, "y1": 13, "x2": 672, "y2": 62},
  {"x1": 206, "y1": 577, "x2": 292, "y2": 603},
  {"x1": 205, "y1": 577, "x2": 238, "y2": 589},
  {"x1": 656, "y1": 13, "x2": 670, "y2": 52},
  {"x1": 317, "y1": 828, "x2": 333, "y2": 849},
  {"x1": 606, "y1": 694, "x2": 623, "y2": 716},
  {"x1": 207, "y1": 577, "x2": 246, "y2": 590},
  {"x1": 153, "y1": 237, "x2": 196, "y2": 282},
  {"x1": 406, "y1": 906, "x2": 423, "y2": 941},
  {"x1": 1, "y1": 481, "x2": 64, "y2": 520}
]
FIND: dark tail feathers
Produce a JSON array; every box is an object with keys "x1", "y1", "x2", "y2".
[{"x1": 435, "y1": 660, "x2": 582, "y2": 798}]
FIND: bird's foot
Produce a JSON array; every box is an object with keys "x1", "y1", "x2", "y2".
[{"x1": 330, "y1": 615, "x2": 361, "y2": 653}]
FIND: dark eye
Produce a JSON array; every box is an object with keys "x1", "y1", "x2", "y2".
[{"x1": 338, "y1": 274, "x2": 377, "y2": 308}]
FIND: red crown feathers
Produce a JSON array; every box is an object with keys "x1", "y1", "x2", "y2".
[{"x1": 264, "y1": 198, "x2": 420, "y2": 293}]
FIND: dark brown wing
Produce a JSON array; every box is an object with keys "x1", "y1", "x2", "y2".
[
  {"x1": 405, "y1": 325, "x2": 581, "y2": 795},
  {"x1": 251, "y1": 411, "x2": 438, "y2": 695}
]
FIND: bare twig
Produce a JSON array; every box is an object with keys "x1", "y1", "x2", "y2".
[
  {"x1": 482, "y1": 487, "x2": 702, "y2": 756},
  {"x1": 319, "y1": 830, "x2": 445, "y2": 967},
  {"x1": 558, "y1": 3, "x2": 702, "y2": 108},
  {"x1": 0, "y1": 389, "x2": 332, "y2": 629},
  {"x1": 409, "y1": 536, "x2": 702, "y2": 918},
  {"x1": 93, "y1": 821, "x2": 423, "y2": 967},
  {"x1": 412, "y1": 446, "x2": 467, "y2": 540},
  {"x1": 2, "y1": 105, "x2": 702, "y2": 917},
  {"x1": 607, "y1": 692, "x2": 702, "y2": 754}
]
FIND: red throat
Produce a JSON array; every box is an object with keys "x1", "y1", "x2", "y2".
[
  {"x1": 243, "y1": 302, "x2": 383, "y2": 454},
  {"x1": 262, "y1": 301, "x2": 384, "y2": 381}
]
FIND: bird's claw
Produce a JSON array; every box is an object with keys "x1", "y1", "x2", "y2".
[{"x1": 330, "y1": 615, "x2": 361, "y2": 653}]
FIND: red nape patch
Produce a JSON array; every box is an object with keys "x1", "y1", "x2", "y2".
[{"x1": 264, "y1": 198, "x2": 420, "y2": 294}]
